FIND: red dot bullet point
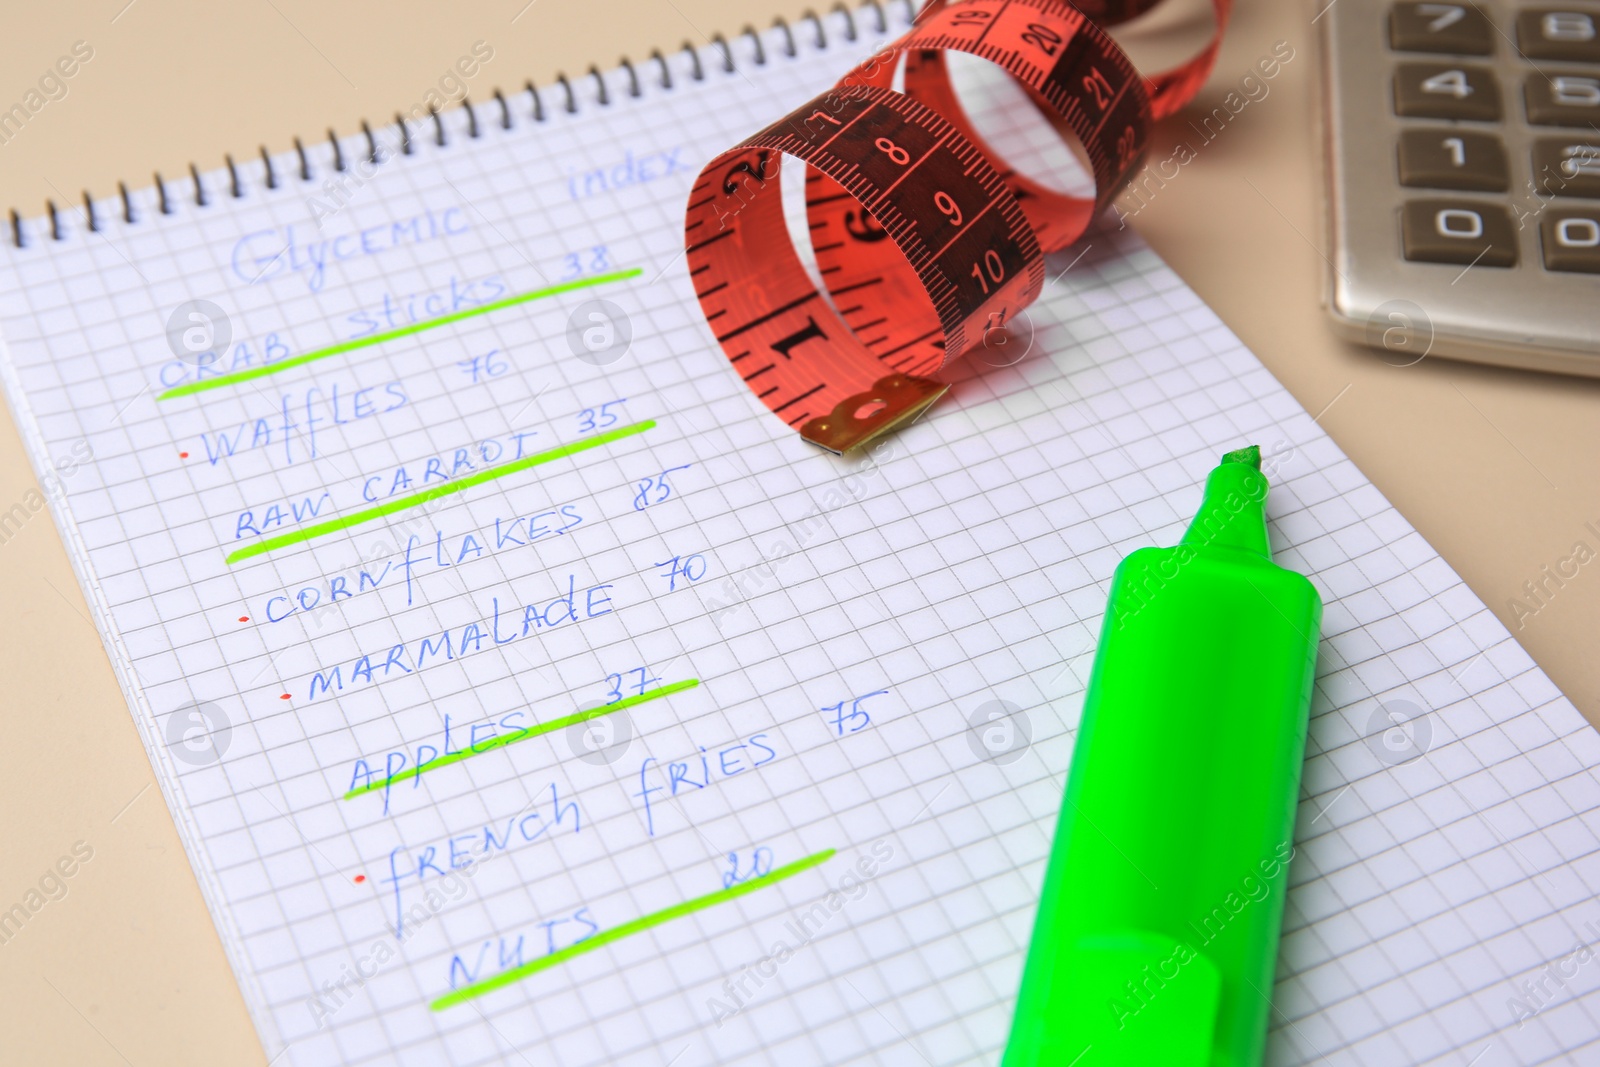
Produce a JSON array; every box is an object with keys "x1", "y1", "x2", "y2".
[
  {"x1": 280, "y1": 694, "x2": 291, "y2": 700},
  {"x1": 179, "y1": 451, "x2": 189, "y2": 458},
  {"x1": 353, "y1": 874, "x2": 366, "y2": 884},
  {"x1": 238, "y1": 616, "x2": 249, "y2": 622}
]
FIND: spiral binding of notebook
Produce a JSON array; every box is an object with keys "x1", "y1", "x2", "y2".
[{"x1": 7, "y1": 1, "x2": 911, "y2": 250}]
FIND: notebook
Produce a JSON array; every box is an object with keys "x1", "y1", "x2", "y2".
[{"x1": 2, "y1": 5, "x2": 1597, "y2": 1064}]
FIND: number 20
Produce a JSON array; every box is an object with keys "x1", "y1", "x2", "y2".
[
  {"x1": 1021, "y1": 22, "x2": 1063, "y2": 55},
  {"x1": 971, "y1": 249, "x2": 1005, "y2": 293}
]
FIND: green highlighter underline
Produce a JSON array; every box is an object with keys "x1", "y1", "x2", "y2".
[
  {"x1": 157, "y1": 268, "x2": 642, "y2": 400},
  {"x1": 343, "y1": 678, "x2": 700, "y2": 800},
  {"x1": 223, "y1": 419, "x2": 654, "y2": 564},
  {"x1": 431, "y1": 847, "x2": 837, "y2": 1010}
]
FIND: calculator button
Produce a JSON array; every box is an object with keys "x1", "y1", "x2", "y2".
[
  {"x1": 1541, "y1": 210, "x2": 1600, "y2": 271},
  {"x1": 1394, "y1": 63, "x2": 1503, "y2": 120},
  {"x1": 1517, "y1": 9, "x2": 1600, "y2": 62},
  {"x1": 1401, "y1": 199, "x2": 1519, "y2": 265},
  {"x1": 1398, "y1": 129, "x2": 1509, "y2": 190},
  {"x1": 1525, "y1": 72, "x2": 1600, "y2": 125},
  {"x1": 1390, "y1": 2, "x2": 1494, "y2": 54},
  {"x1": 1532, "y1": 137, "x2": 1600, "y2": 197}
]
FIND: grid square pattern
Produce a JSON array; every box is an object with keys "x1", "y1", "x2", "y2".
[{"x1": 0, "y1": 8, "x2": 1597, "y2": 1065}]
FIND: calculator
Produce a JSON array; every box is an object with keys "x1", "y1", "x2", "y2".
[{"x1": 1319, "y1": 1, "x2": 1600, "y2": 375}]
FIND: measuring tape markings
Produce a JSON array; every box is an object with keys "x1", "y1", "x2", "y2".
[
  {"x1": 686, "y1": 0, "x2": 1231, "y2": 453},
  {"x1": 802, "y1": 0, "x2": 1152, "y2": 393},
  {"x1": 884, "y1": 0, "x2": 1152, "y2": 254},
  {"x1": 685, "y1": 83, "x2": 1042, "y2": 452}
]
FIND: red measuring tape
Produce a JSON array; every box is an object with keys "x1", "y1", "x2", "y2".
[{"x1": 685, "y1": 0, "x2": 1228, "y2": 452}]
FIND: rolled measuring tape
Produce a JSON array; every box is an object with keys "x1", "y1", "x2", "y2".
[{"x1": 685, "y1": 0, "x2": 1229, "y2": 453}]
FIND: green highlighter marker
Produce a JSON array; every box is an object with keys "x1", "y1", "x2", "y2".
[{"x1": 1004, "y1": 446, "x2": 1322, "y2": 1067}]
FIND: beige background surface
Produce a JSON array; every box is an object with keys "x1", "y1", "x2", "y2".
[{"x1": 0, "y1": 0, "x2": 1594, "y2": 1062}]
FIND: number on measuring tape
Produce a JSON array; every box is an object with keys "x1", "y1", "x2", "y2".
[
  {"x1": 875, "y1": 137, "x2": 911, "y2": 165},
  {"x1": 971, "y1": 250, "x2": 1006, "y2": 294}
]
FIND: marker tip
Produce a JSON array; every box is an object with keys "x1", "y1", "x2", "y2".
[{"x1": 1221, "y1": 444, "x2": 1261, "y2": 470}]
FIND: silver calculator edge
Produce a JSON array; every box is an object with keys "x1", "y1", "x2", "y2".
[{"x1": 1317, "y1": 1, "x2": 1600, "y2": 377}]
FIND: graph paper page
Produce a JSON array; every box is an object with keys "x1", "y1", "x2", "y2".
[{"x1": 1, "y1": 9, "x2": 1597, "y2": 1065}]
